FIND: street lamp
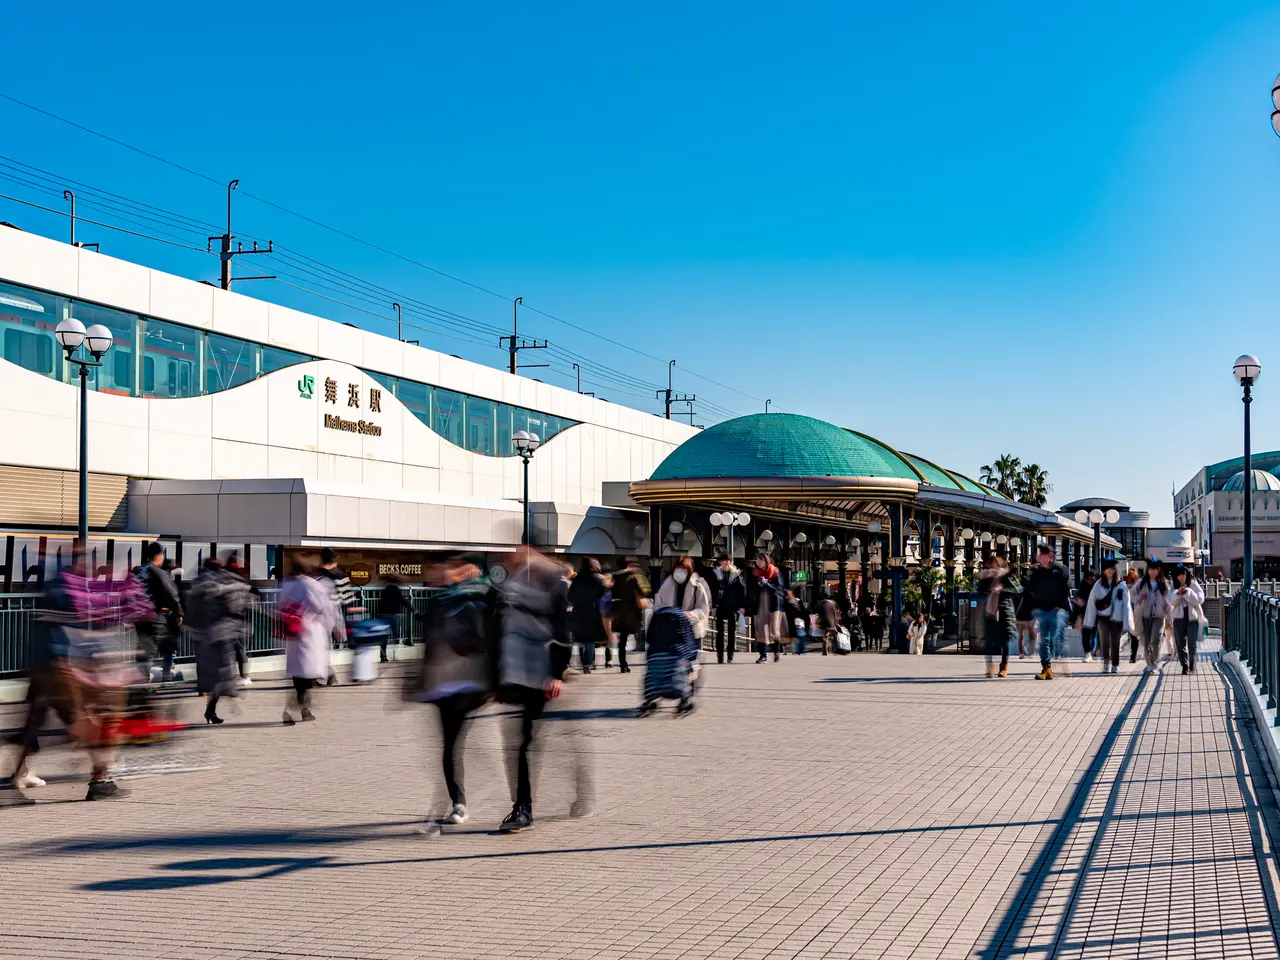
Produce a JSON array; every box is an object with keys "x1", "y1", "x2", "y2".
[
  {"x1": 710, "y1": 511, "x2": 751, "y2": 559},
  {"x1": 1074, "y1": 507, "x2": 1120, "y2": 573},
  {"x1": 1272, "y1": 71, "x2": 1280, "y2": 138},
  {"x1": 56, "y1": 317, "x2": 113, "y2": 547},
  {"x1": 1235, "y1": 354, "x2": 1262, "y2": 586},
  {"x1": 512, "y1": 429, "x2": 541, "y2": 545}
]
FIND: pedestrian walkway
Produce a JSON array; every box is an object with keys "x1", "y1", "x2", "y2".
[{"x1": 1, "y1": 641, "x2": 1278, "y2": 959}]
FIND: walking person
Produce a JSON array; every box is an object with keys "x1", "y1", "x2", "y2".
[
  {"x1": 1168, "y1": 565, "x2": 1205, "y2": 674},
  {"x1": 1083, "y1": 558, "x2": 1133, "y2": 675},
  {"x1": 279, "y1": 555, "x2": 345, "y2": 725},
  {"x1": 1132, "y1": 562, "x2": 1171, "y2": 673},
  {"x1": 224, "y1": 554, "x2": 255, "y2": 686},
  {"x1": 747, "y1": 555, "x2": 785, "y2": 663},
  {"x1": 711, "y1": 554, "x2": 746, "y2": 663},
  {"x1": 653, "y1": 556, "x2": 712, "y2": 642},
  {"x1": 978, "y1": 555, "x2": 1019, "y2": 678},
  {"x1": 1124, "y1": 568, "x2": 1142, "y2": 662},
  {"x1": 380, "y1": 575, "x2": 415, "y2": 662},
  {"x1": 1073, "y1": 570, "x2": 1098, "y2": 663},
  {"x1": 496, "y1": 547, "x2": 579, "y2": 833},
  {"x1": 135, "y1": 542, "x2": 183, "y2": 682},
  {"x1": 187, "y1": 556, "x2": 251, "y2": 725},
  {"x1": 907, "y1": 611, "x2": 928, "y2": 656},
  {"x1": 319, "y1": 547, "x2": 360, "y2": 683},
  {"x1": 610, "y1": 559, "x2": 650, "y2": 674},
  {"x1": 1027, "y1": 543, "x2": 1071, "y2": 680},
  {"x1": 410, "y1": 553, "x2": 501, "y2": 827},
  {"x1": 782, "y1": 589, "x2": 810, "y2": 654},
  {"x1": 818, "y1": 592, "x2": 841, "y2": 656},
  {"x1": 568, "y1": 557, "x2": 609, "y2": 674}
]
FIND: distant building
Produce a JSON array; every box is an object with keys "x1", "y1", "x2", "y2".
[
  {"x1": 1058, "y1": 497, "x2": 1150, "y2": 560},
  {"x1": 1175, "y1": 454, "x2": 1280, "y2": 579}
]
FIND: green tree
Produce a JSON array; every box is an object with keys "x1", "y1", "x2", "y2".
[
  {"x1": 979, "y1": 454, "x2": 1022, "y2": 499},
  {"x1": 1016, "y1": 463, "x2": 1051, "y2": 507}
]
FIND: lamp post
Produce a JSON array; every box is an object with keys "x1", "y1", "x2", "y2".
[
  {"x1": 1235, "y1": 355, "x2": 1262, "y2": 587},
  {"x1": 709, "y1": 511, "x2": 752, "y2": 561},
  {"x1": 512, "y1": 430, "x2": 541, "y2": 545},
  {"x1": 1074, "y1": 508, "x2": 1120, "y2": 574},
  {"x1": 55, "y1": 318, "x2": 113, "y2": 548}
]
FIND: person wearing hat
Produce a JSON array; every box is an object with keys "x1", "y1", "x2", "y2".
[
  {"x1": 1167, "y1": 565, "x2": 1205, "y2": 674},
  {"x1": 1131, "y1": 560, "x2": 1171, "y2": 672},
  {"x1": 1083, "y1": 558, "x2": 1133, "y2": 675}
]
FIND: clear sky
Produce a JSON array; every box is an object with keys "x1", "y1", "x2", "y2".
[{"x1": 4, "y1": 1, "x2": 1280, "y2": 524}]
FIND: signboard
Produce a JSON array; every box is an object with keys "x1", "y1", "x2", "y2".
[
  {"x1": 348, "y1": 562, "x2": 373, "y2": 585},
  {"x1": 791, "y1": 571, "x2": 810, "y2": 583},
  {"x1": 1146, "y1": 528, "x2": 1193, "y2": 565}
]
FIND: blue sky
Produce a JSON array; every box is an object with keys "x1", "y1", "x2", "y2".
[{"x1": 4, "y1": 1, "x2": 1280, "y2": 523}]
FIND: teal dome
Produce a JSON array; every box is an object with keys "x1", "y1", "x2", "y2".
[
  {"x1": 1224, "y1": 469, "x2": 1280, "y2": 492},
  {"x1": 650, "y1": 414, "x2": 922, "y2": 481}
]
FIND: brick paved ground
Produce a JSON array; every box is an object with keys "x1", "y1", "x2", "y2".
[{"x1": 2, "y1": 640, "x2": 1279, "y2": 960}]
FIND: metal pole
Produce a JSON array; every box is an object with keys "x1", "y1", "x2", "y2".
[
  {"x1": 521, "y1": 454, "x2": 530, "y2": 545},
  {"x1": 64, "y1": 190, "x2": 76, "y2": 245},
  {"x1": 665, "y1": 360, "x2": 675, "y2": 419},
  {"x1": 78, "y1": 363, "x2": 89, "y2": 547},
  {"x1": 510, "y1": 298, "x2": 522, "y2": 375},
  {"x1": 393, "y1": 303, "x2": 402, "y2": 342},
  {"x1": 221, "y1": 180, "x2": 239, "y2": 291},
  {"x1": 1093, "y1": 522, "x2": 1102, "y2": 575},
  {"x1": 1245, "y1": 379, "x2": 1254, "y2": 588}
]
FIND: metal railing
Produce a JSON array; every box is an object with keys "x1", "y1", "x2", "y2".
[
  {"x1": 1225, "y1": 590, "x2": 1280, "y2": 714},
  {"x1": 0, "y1": 585, "x2": 436, "y2": 678}
]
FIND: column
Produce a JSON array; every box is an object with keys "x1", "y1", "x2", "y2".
[
  {"x1": 648, "y1": 506, "x2": 662, "y2": 593},
  {"x1": 888, "y1": 502, "x2": 904, "y2": 652}
]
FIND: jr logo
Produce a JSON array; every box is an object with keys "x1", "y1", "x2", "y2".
[{"x1": 298, "y1": 374, "x2": 315, "y2": 399}]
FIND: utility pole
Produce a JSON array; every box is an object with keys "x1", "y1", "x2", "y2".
[
  {"x1": 498, "y1": 296, "x2": 548, "y2": 376},
  {"x1": 64, "y1": 190, "x2": 75, "y2": 246},
  {"x1": 655, "y1": 360, "x2": 694, "y2": 420},
  {"x1": 393, "y1": 303, "x2": 402, "y2": 342},
  {"x1": 207, "y1": 180, "x2": 275, "y2": 291}
]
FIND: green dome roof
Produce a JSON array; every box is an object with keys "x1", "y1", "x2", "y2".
[{"x1": 650, "y1": 414, "x2": 922, "y2": 481}]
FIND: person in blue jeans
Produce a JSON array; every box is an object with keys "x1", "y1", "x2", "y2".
[{"x1": 1024, "y1": 543, "x2": 1071, "y2": 680}]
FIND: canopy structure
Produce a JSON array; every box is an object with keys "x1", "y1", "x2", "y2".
[{"x1": 630, "y1": 414, "x2": 1118, "y2": 643}]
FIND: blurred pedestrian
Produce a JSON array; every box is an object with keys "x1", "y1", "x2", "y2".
[
  {"x1": 1083, "y1": 558, "x2": 1132, "y2": 675},
  {"x1": 411, "y1": 553, "x2": 501, "y2": 827},
  {"x1": 1168, "y1": 565, "x2": 1204, "y2": 674},
  {"x1": 380, "y1": 574, "x2": 414, "y2": 662},
  {"x1": 782, "y1": 589, "x2": 809, "y2": 654},
  {"x1": 1015, "y1": 587, "x2": 1037, "y2": 659},
  {"x1": 279, "y1": 555, "x2": 345, "y2": 725},
  {"x1": 1027, "y1": 544, "x2": 1071, "y2": 681},
  {"x1": 1073, "y1": 570, "x2": 1098, "y2": 662},
  {"x1": 610, "y1": 559, "x2": 650, "y2": 674},
  {"x1": 135, "y1": 542, "x2": 183, "y2": 682},
  {"x1": 817, "y1": 592, "x2": 840, "y2": 656},
  {"x1": 187, "y1": 556, "x2": 251, "y2": 725},
  {"x1": 224, "y1": 553, "x2": 255, "y2": 686},
  {"x1": 979, "y1": 555, "x2": 1019, "y2": 678},
  {"x1": 496, "y1": 547, "x2": 577, "y2": 833},
  {"x1": 1124, "y1": 568, "x2": 1142, "y2": 662},
  {"x1": 747, "y1": 555, "x2": 784, "y2": 663},
  {"x1": 1132, "y1": 562, "x2": 1171, "y2": 673},
  {"x1": 568, "y1": 557, "x2": 609, "y2": 674},
  {"x1": 907, "y1": 612, "x2": 927, "y2": 656},
  {"x1": 319, "y1": 547, "x2": 360, "y2": 683}
]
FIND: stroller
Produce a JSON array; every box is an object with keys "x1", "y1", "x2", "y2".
[{"x1": 639, "y1": 606, "x2": 700, "y2": 716}]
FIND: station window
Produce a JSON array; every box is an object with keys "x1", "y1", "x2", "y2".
[
  {"x1": 141, "y1": 319, "x2": 202, "y2": 398},
  {"x1": 262, "y1": 345, "x2": 309, "y2": 374},
  {"x1": 433, "y1": 389, "x2": 465, "y2": 447},
  {"x1": 466, "y1": 398, "x2": 496, "y2": 456},
  {"x1": 398, "y1": 379, "x2": 430, "y2": 426},
  {"x1": 0, "y1": 282, "x2": 61, "y2": 376},
  {"x1": 206, "y1": 332, "x2": 259, "y2": 393},
  {"x1": 73, "y1": 302, "x2": 138, "y2": 396}
]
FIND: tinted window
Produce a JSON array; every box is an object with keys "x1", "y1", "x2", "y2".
[
  {"x1": 0, "y1": 282, "x2": 60, "y2": 377},
  {"x1": 261, "y1": 345, "x2": 309, "y2": 374},
  {"x1": 433, "y1": 389, "x2": 464, "y2": 447},
  {"x1": 205, "y1": 332, "x2": 259, "y2": 393},
  {"x1": 466, "y1": 398, "x2": 496, "y2": 455},
  {"x1": 398, "y1": 379, "x2": 430, "y2": 425},
  {"x1": 73, "y1": 302, "x2": 137, "y2": 395},
  {"x1": 141, "y1": 319, "x2": 201, "y2": 398},
  {"x1": 3, "y1": 327, "x2": 53, "y2": 374}
]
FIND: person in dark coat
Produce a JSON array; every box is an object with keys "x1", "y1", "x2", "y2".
[
  {"x1": 187, "y1": 557, "x2": 252, "y2": 723},
  {"x1": 135, "y1": 542, "x2": 183, "y2": 681},
  {"x1": 380, "y1": 575, "x2": 414, "y2": 662},
  {"x1": 609, "y1": 560, "x2": 651, "y2": 674},
  {"x1": 711, "y1": 554, "x2": 746, "y2": 663},
  {"x1": 978, "y1": 555, "x2": 1020, "y2": 678},
  {"x1": 567, "y1": 557, "x2": 609, "y2": 674}
]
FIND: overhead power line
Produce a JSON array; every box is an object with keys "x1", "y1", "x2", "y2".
[{"x1": 0, "y1": 90, "x2": 765, "y2": 406}]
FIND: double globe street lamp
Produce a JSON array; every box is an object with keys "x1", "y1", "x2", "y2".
[
  {"x1": 1074, "y1": 508, "x2": 1120, "y2": 574},
  {"x1": 512, "y1": 430, "x2": 541, "y2": 545},
  {"x1": 710, "y1": 511, "x2": 751, "y2": 559},
  {"x1": 55, "y1": 317, "x2": 114, "y2": 546}
]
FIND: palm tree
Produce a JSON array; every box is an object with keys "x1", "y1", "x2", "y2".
[
  {"x1": 1016, "y1": 463, "x2": 1051, "y2": 507},
  {"x1": 980, "y1": 454, "x2": 1022, "y2": 498}
]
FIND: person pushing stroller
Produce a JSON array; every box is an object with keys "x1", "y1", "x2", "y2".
[{"x1": 639, "y1": 556, "x2": 709, "y2": 716}]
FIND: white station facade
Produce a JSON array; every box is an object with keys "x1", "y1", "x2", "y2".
[{"x1": 0, "y1": 226, "x2": 697, "y2": 585}]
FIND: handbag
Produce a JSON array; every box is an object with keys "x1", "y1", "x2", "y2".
[
  {"x1": 1095, "y1": 585, "x2": 1113, "y2": 614},
  {"x1": 834, "y1": 627, "x2": 852, "y2": 653}
]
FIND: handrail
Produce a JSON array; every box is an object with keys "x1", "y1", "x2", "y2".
[{"x1": 1225, "y1": 588, "x2": 1280, "y2": 716}]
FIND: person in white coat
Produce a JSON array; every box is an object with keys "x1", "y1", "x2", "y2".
[
  {"x1": 1083, "y1": 558, "x2": 1133, "y2": 675},
  {"x1": 1167, "y1": 565, "x2": 1205, "y2": 674},
  {"x1": 907, "y1": 613, "x2": 928, "y2": 655},
  {"x1": 279, "y1": 556, "x2": 346, "y2": 725},
  {"x1": 652, "y1": 556, "x2": 712, "y2": 642}
]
